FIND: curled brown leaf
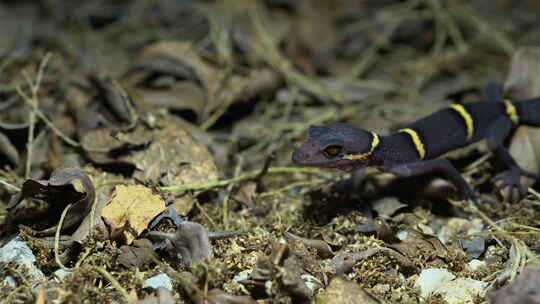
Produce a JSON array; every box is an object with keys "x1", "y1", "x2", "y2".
[
  {"x1": 329, "y1": 248, "x2": 419, "y2": 276},
  {"x1": 10, "y1": 165, "x2": 95, "y2": 235},
  {"x1": 283, "y1": 232, "x2": 334, "y2": 258}
]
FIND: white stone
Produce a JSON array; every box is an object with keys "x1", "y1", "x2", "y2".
[
  {"x1": 53, "y1": 269, "x2": 72, "y2": 280},
  {"x1": 3, "y1": 276, "x2": 17, "y2": 287},
  {"x1": 437, "y1": 278, "x2": 488, "y2": 304},
  {"x1": 468, "y1": 259, "x2": 487, "y2": 272},
  {"x1": 415, "y1": 268, "x2": 488, "y2": 303},
  {"x1": 396, "y1": 231, "x2": 408, "y2": 240},
  {"x1": 143, "y1": 274, "x2": 173, "y2": 291},
  {"x1": 301, "y1": 274, "x2": 323, "y2": 293},
  {"x1": 415, "y1": 268, "x2": 455, "y2": 299},
  {"x1": 233, "y1": 269, "x2": 252, "y2": 282},
  {"x1": 0, "y1": 236, "x2": 45, "y2": 285}
]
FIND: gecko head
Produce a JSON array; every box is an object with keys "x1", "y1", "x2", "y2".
[{"x1": 292, "y1": 123, "x2": 377, "y2": 172}]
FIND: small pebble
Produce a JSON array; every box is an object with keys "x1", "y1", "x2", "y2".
[{"x1": 143, "y1": 274, "x2": 173, "y2": 291}]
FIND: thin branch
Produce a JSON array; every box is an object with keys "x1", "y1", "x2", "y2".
[
  {"x1": 16, "y1": 53, "x2": 105, "y2": 153},
  {"x1": 258, "y1": 179, "x2": 325, "y2": 198},
  {"x1": 91, "y1": 266, "x2": 135, "y2": 304},
  {"x1": 22, "y1": 95, "x2": 81, "y2": 148},
  {"x1": 0, "y1": 179, "x2": 21, "y2": 192},
  {"x1": 17, "y1": 53, "x2": 52, "y2": 179},
  {"x1": 55, "y1": 203, "x2": 74, "y2": 272},
  {"x1": 159, "y1": 167, "x2": 326, "y2": 192},
  {"x1": 453, "y1": 199, "x2": 540, "y2": 274},
  {"x1": 449, "y1": 3, "x2": 514, "y2": 55},
  {"x1": 424, "y1": 0, "x2": 467, "y2": 52}
]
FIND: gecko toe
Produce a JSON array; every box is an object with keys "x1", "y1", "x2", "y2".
[{"x1": 490, "y1": 167, "x2": 533, "y2": 202}]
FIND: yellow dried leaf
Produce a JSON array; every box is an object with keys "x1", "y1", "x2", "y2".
[{"x1": 102, "y1": 185, "x2": 165, "y2": 244}]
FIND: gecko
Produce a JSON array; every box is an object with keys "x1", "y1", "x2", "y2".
[{"x1": 292, "y1": 88, "x2": 540, "y2": 202}]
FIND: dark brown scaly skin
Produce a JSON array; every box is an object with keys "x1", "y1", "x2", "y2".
[{"x1": 292, "y1": 90, "x2": 540, "y2": 202}]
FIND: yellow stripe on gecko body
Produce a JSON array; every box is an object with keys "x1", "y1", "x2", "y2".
[
  {"x1": 449, "y1": 104, "x2": 474, "y2": 140},
  {"x1": 398, "y1": 128, "x2": 426, "y2": 159},
  {"x1": 503, "y1": 99, "x2": 519, "y2": 124}
]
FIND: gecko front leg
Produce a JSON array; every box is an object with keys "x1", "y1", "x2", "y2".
[{"x1": 380, "y1": 158, "x2": 475, "y2": 201}]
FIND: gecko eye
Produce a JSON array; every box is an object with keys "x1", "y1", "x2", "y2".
[{"x1": 322, "y1": 144, "x2": 343, "y2": 158}]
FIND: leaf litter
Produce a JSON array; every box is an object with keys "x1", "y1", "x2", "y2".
[{"x1": 0, "y1": 1, "x2": 540, "y2": 303}]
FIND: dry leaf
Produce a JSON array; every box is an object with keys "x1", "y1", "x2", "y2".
[
  {"x1": 133, "y1": 81, "x2": 205, "y2": 114},
  {"x1": 129, "y1": 116, "x2": 218, "y2": 187},
  {"x1": 329, "y1": 248, "x2": 418, "y2": 276},
  {"x1": 506, "y1": 127, "x2": 540, "y2": 201},
  {"x1": 83, "y1": 116, "x2": 217, "y2": 219},
  {"x1": 10, "y1": 165, "x2": 95, "y2": 235},
  {"x1": 504, "y1": 47, "x2": 540, "y2": 98},
  {"x1": 170, "y1": 194, "x2": 196, "y2": 216},
  {"x1": 0, "y1": 132, "x2": 18, "y2": 166},
  {"x1": 63, "y1": 79, "x2": 97, "y2": 137},
  {"x1": 102, "y1": 185, "x2": 166, "y2": 244},
  {"x1": 283, "y1": 232, "x2": 334, "y2": 258},
  {"x1": 92, "y1": 76, "x2": 134, "y2": 124},
  {"x1": 83, "y1": 115, "x2": 219, "y2": 187},
  {"x1": 81, "y1": 123, "x2": 154, "y2": 163},
  {"x1": 315, "y1": 277, "x2": 382, "y2": 304},
  {"x1": 389, "y1": 229, "x2": 449, "y2": 263},
  {"x1": 71, "y1": 193, "x2": 110, "y2": 243},
  {"x1": 371, "y1": 197, "x2": 408, "y2": 217},
  {"x1": 232, "y1": 182, "x2": 257, "y2": 206},
  {"x1": 138, "y1": 41, "x2": 280, "y2": 116}
]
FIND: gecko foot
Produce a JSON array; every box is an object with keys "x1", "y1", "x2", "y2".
[{"x1": 490, "y1": 167, "x2": 539, "y2": 201}]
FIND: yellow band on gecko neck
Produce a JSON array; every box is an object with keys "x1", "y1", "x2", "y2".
[{"x1": 343, "y1": 132, "x2": 379, "y2": 160}]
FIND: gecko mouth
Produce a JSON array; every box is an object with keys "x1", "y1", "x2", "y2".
[
  {"x1": 292, "y1": 149, "x2": 359, "y2": 171},
  {"x1": 334, "y1": 162, "x2": 357, "y2": 172},
  {"x1": 293, "y1": 158, "x2": 357, "y2": 172}
]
